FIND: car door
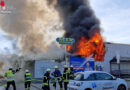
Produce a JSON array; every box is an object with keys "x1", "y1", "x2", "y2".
[
  {"x1": 86, "y1": 73, "x2": 99, "y2": 90},
  {"x1": 95, "y1": 73, "x2": 116, "y2": 90}
]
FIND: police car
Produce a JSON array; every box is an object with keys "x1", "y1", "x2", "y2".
[{"x1": 68, "y1": 71, "x2": 128, "y2": 90}]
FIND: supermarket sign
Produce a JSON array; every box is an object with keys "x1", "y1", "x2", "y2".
[{"x1": 56, "y1": 37, "x2": 75, "y2": 45}]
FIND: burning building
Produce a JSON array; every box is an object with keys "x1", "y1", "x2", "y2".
[
  {"x1": 31, "y1": 0, "x2": 106, "y2": 78},
  {"x1": 0, "y1": 1, "x2": 129, "y2": 87},
  {"x1": 56, "y1": 0, "x2": 105, "y2": 62},
  {"x1": 0, "y1": 0, "x2": 106, "y2": 76},
  {"x1": 67, "y1": 33, "x2": 105, "y2": 62}
]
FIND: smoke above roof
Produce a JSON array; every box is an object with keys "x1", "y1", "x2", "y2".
[
  {"x1": 0, "y1": 0, "x2": 63, "y2": 54},
  {"x1": 56, "y1": 0, "x2": 101, "y2": 41}
]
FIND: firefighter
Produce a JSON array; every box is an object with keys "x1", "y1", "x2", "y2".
[
  {"x1": 5, "y1": 67, "x2": 20, "y2": 90},
  {"x1": 25, "y1": 69, "x2": 31, "y2": 90},
  {"x1": 42, "y1": 68, "x2": 51, "y2": 90},
  {"x1": 63, "y1": 65, "x2": 69, "y2": 90},
  {"x1": 51, "y1": 66, "x2": 63, "y2": 90},
  {"x1": 69, "y1": 65, "x2": 74, "y2": 80}
]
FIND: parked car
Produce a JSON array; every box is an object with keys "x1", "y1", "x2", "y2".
[{"x1": 68, "y1": 71, "x2": 128, "y2": 90}]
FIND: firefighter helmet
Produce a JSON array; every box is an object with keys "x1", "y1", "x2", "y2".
[
  {"x1": 54, "y1": 66, "x2": 58, "y2": 69},
  {"x1": 70, "y1": 65, "x2": 73, "y2": 68},
  {"x1": 47, "y1": 68, "x2": 51, "y2": 71},
  {"x1": 64, "y1": 65, "x2": 67, "y2": 68},
  {"x1": 25, "y1": 69, "x2": 29, "y2": 72},
  {"x1": 9, "y1": 66, "x2": 13, "y2": 70}
]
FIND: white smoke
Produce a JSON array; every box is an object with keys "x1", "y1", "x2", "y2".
[{"x1": 0, "y1": 0, "x2": 66, "y2": 78}]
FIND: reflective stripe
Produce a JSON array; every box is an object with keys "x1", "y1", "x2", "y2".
[
  {"x1": 53, "y1": 77, "x2": 62, "y2": 82},
  {"x1": 69, "y1": 71, "x2": 74, "y2": 79},
  {"x1": 50, "y1": 84, "x2": 53, "y2": 86},
  {"x1": 42, "y1": 76, "x2": 49, "y2": 86},
  {"x1": 7, "y1": 76, "x2": 14, "y2": 81},
  {"x1": 42, "y1": 83, "x2": 48, "y2": 86},
  {"x1": 6, "y1": 70, "x2": 14, "y2": 82},
  {"x1": 25, "y1": 73, "x2": 31, "y2": 81},
  {"x1": 63, "y1": 71, "x2": 69, "y2": 82},
  {"x1": 64, "y1": 79, "x2": 69, "y2": 82}
]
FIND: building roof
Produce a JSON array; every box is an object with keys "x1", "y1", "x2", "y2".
[
  {"x1": 110, "y1": 57, "x2": 130, "y2": 63},
  {"x1": 106, "y1": 42, "x2": 130, "y2": 46}
]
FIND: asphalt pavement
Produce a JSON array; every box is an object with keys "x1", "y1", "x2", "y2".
[
  {"x1": 1, "y1": 83, "x2": 130, "y2": 90},
  {"x1": 1, "y1": 78, "x2": 130, "y2": 90},
  {"x1": 1, "y1": 82, "x2": 56, "y2": 90}
]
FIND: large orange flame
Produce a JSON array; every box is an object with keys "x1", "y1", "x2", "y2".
[{"x1": 67, "y1": 33, "x2": 105, "y2": 62}]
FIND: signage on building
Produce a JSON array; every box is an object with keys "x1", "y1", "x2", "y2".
[
  {"x1": 70, "y1": 56, "x2": 95, "y2": 72},
  {"x1": 56, "y1": 37, "x2": 75, "y2": 45}
]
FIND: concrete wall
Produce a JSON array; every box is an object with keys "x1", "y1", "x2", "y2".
[
  {"x1": 34, "y1": 60, "x2": 65, "y2": 78},
  {"x1": 103, "y1": 43, "x2": 130, "y2": 73}
]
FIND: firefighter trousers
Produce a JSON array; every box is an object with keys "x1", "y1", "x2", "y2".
[
  {"x1": 64, "y1": 82, "x2": 68, "y2": 90},
  {"x1": 6, "y1": 81, "x2": 16, "y2": 90},
  {"x1": 53, "y1": 81, "x2": 63, "y2": 89},
  {"x1": 25, "y1": 81, "x2": 31, "y2": 90},
  {"x1": 42, "y1": 85, "x2": 50, "y2": 90}
]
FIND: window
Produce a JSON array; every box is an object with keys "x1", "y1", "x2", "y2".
[
  {"x1": 87, "y1": 74, "x2": 96, "y2": 80},
  {"x1": 74, "y1": 73, "x2": 84, "y2": 81},
  {"x1": 95, "y1": 73, "x2": 113, "y2": 80}
]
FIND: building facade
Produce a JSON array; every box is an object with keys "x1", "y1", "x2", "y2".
[{"x1": 103, "y1": 43, "x2": 130, "y2": 73}]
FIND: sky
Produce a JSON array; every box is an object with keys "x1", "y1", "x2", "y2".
[
  {"x1": 0, "y1": 0, "x2": 130, "y2": 54},
  {"x1": 90, "y1": 0, "x2": 130, "y2": 43}
]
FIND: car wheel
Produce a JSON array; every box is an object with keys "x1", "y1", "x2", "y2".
[
  {"x1": 117, "y1": 85, "x2": 126, "y2": 90},
  {"x1": 85, "y1": 89, "x2": 91, "y2": 90}
]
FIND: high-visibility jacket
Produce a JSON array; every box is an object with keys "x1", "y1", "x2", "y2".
[
  {"x1": 25, "y1": 72, "x2": 31, "y2": 82},
  {"x1": 63, "y1": 69, "x2": 70, "y2": 82},
  {"x1": 43, "y1": 76, "x2": 49, "y2": 86},
  {"x1": 42, "y1": 72, "x2": 51, "y2": 86},
  {"x1": 69, "y1": 69, "x2": 74, "y2": 80},
  {"x1": 5, "y1": 70, "x2": 14, "y2": 82}
]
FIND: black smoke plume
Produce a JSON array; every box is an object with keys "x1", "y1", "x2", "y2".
[
  {"x1": 56, "y1": 0, "x2": 101, "y2": 52},
  {"x1": 57, "y1": 0, "x2": 100, "y2": 39}
]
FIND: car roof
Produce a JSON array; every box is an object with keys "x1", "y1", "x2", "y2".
[
  {"x1": 79, "y1": 71, "x2": 106, "y2": 74},
  {"x1": 77, "y1": 71, "x2": 110, "y2": 79}
]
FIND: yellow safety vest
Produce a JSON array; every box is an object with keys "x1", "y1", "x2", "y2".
[
  {"x1": 63, "y1": 70, "x2": 69, "y2": 82},
  {"x1": 25, "y1": 73, "x2": 31, "y2": 82},
  {"x1": 5, "y1": 70, "x2": 14, "y2": 82}
]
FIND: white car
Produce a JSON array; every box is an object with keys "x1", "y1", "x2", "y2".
[{"x1": 68, "y1": 71, "x2": 128, "y2": 90}]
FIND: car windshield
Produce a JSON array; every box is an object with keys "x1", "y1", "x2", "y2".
[{"x1": 74, "y1": 73, "x2": 84, "y2": 81}]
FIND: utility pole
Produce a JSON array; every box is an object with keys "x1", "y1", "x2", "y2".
[{"x1": 65, "y1": 45, "x2": 68, "y2": 67}]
